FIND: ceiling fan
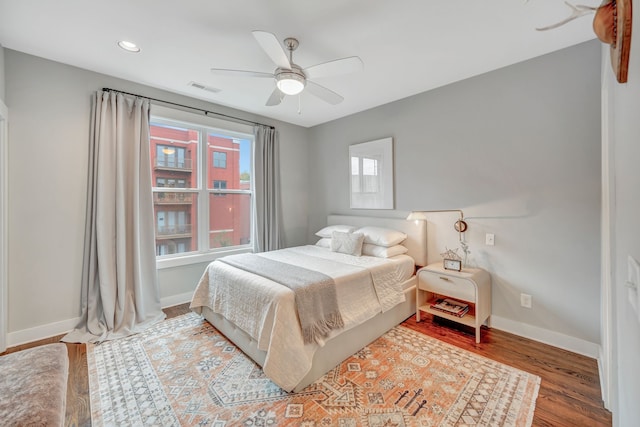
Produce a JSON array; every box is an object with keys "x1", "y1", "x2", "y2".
[{"x1": 211, "y1": 31, "x2": 363, "y2": 106}]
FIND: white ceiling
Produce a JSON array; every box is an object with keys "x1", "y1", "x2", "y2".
[{"x1": 0, "y1": 0, "x2": 599, "y2": 127}]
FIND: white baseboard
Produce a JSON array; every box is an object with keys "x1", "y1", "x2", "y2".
[
  {"x1": 490, "y1": 315, "x2": 601, "y2": 359},
  {"x1": 598, "y1": 345, "x2": 614, "y2": 411},
  {"x1": 598, "y1": 346, "x2": 606, "y2": 407},
  {"x1": 6, "y1": 301, "x2": 601, "y2": 364},
  {"x1": 161, "y1": 292, "x2": 193, "y2": 309},
  {"x1": 6, "y1": 293, "x2": 193, "y2": 348},
  {"x1": 7, "y1": 316, "x2": 81, "y2": 348}
]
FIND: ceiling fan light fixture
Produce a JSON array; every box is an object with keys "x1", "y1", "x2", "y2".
[{"x1": 276, "y1": 71, "x2": 305, "y2": 95}]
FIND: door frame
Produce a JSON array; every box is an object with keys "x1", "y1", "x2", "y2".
[
  {"x1": 0, "y1": 99, "x2": 8, "y2": 352},
  {"x1": 599, "y1": 46, "x2": 615, "y2": 412}
]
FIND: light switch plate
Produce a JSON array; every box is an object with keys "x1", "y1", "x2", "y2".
[{"x1": 520, "y1": 293, "x2": 532, "y2": 309}]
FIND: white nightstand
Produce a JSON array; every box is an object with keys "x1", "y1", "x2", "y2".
[{"x1": 416, "y1": 263, "x2": 491, "y2": 343}]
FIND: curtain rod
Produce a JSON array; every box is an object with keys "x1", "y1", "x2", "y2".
[{"x1": 101, "y1": 87, "x2": 275, "y2": 130}]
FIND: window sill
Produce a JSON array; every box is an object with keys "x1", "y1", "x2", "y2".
[{"x1": 156, "y1": 247, "x2": 253, "y2": 270}]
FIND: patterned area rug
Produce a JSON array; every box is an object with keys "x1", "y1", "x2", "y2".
[{"x1": 88, "y1": 313, "x2": 540, "y2": 426}]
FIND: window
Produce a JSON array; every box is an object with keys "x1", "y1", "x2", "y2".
[
  {"x1": 157, "y1": 178, "x2": 186, "y2": 188},
  {"x1": 156, "y1": 145, "x2": 187, "y2": 168},
  {"x1": 213, "y1": 180, "x2": 227, "y2": 197},
  {"x1": 150, "y1": 119, "x2": 253, "y2": 260},
  {"x1": 213, "y1": 151, "x2": 227, "y2": 168},
  {"x1": 212, "y1": 180, "x2": 227, "y2": 190}
]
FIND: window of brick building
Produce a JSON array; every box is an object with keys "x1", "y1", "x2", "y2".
[{"x1": 150, "y1": 118, "x2": 253, "y2": 261}]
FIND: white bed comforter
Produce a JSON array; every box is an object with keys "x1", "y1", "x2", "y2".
[{"x1": 190, "y1": 245, "x2": 411, "y2": 391}]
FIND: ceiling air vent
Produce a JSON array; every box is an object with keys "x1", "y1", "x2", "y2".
[{"x1": 188, "y1": 81, "x2": 221, "y2": 94}]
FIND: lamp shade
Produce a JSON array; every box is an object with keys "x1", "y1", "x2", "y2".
[{"x1": 276, "y1": 73, "x2": 305, "y2": 95}]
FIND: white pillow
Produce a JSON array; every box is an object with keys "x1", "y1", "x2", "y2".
[
  {"x1": 315, "y1": 224, "x2": 357, "y2": 238},
  {"x1": 356, "y1": 226, "x2": 407, "y2": 247},
  {"x1": 330, "y1": 231, "x2": 364, "y2": 256},
  {"x1": 362, "y1": 244, "x2": 409, "y2": 258},
  {"x1": 315, "y1": 238, "x2": 331, "y2": 248}
]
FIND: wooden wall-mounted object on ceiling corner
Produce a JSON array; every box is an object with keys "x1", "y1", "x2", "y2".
[
  {"x1": 612, "y1": 0, "x2": 632, "y2": 83},
  {"x1": 535, "y1": 0, "x2": 632, "y2": 84},
  {"x1": 594, "y1": 0, "x2": 633, "y2": 83}
]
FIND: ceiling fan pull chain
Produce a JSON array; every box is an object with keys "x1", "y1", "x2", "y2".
[{"x1": 298, "y1": 94, "x2": 302, "y2": 115}]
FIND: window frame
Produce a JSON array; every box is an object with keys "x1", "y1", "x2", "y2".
[{"x1": 150, "y1": 113, "x2": 255, "y2": 269}]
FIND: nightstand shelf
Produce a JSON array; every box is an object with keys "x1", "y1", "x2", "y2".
[
  {"x1": 421, "y1": 297, "x2": 477, "y2": 327},
  {"x1": 416, "y1": 263, "x2": 491, "y2": 343}
]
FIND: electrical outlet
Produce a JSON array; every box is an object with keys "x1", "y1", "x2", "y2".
[
  {"x1": 520, "y1": 293, "x2": 532, "y2": 309},
  {"x1": 485, "y1": 233, "x2": 495, "y2": 246}
]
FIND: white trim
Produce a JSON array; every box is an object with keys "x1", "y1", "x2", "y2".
[
  {"x1": 160, "y1": 291, "x2": 194, "y2": 309},
  {"x1": 156, "y1": 247, "x2": 251, "y2": 269},
  {"x1": 0, "y1": 99, "x2": 7, "y2": 353},
  {"x1": 5, "y1": 289, "x2": 194, "y2": 347},
  {"x1": 598, "y1": 346, "x2": 608, "y2": 412},
  {"x1": 7, "y1": 316, "x2": 81, "y2": 348},
  {"x1": 490, "y1": 315, "x2": 600, "y2": 359},
  {"x1": 599, "y1": 44, "x2": 615, "y2": 411}
]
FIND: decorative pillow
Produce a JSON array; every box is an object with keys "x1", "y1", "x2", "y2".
[
  {"x1": 315, "y1": 224, "x2": 357, "y2": 238},
  {"x1": 356, "y1": 226, "x2": 407, "y2": 247},
  {"x1": 330, "y1": 231, "x2": 364, "y2": 256},
  {"x1": 362, "y1": 244, "x2": 409, "y2": 258},
  {"x1": 315, "y1": 238, "x2": 331, "y2": 248}
]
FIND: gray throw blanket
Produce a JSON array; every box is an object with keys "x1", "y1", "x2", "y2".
[{"x1": 218, "y1": 253, "x2": 344, "y2": 344}]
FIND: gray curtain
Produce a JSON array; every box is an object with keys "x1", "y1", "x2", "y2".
[
  {"x1": 63, "y1": 91, "x2": 165, "y2": 343},
  {"x1": 253, "y1": 125, "x2": 283, "y2": 252}
]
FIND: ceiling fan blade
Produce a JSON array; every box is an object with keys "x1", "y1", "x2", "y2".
[
  {"x1": 265, "y1": 87, "x2": 283, "y2": 106},
  {"x1": 305, "y1": 81, "x2": 344, "y2": 105},
  {"x1": 252, "y1": 30, "x2": 291, "y2": 69},
  {"x1": 304, "y1": 56, "x2": 363, "y2": 80},
  {"x1": 211, "y1": 68, "x2": 274, "y2": 79}
]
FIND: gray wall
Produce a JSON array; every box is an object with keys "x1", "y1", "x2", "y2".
[
  {"x1": 0, "y1": 45, "x2": 5, "y2": 102},
  {"x1": 308, "y1": 40, "x2": 602, "y2": 345},
  {"x1": 4, "y1": 50, "x2": 309, "y2": 335}
]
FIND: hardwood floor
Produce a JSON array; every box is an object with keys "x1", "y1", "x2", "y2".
[
  {"x1": 0, "y1": 304, "x2": 191, "y2": 427},
  {"x1": 2, "y1": 304, "x2": 611, "y2": 426},
  {"x1": 403, "y1": 316, "x2": 612, "y2": 427}
]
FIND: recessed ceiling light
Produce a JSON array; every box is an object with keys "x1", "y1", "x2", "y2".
[{"x1": 117, "y1": 40, "x2": 140, "y2": 53}]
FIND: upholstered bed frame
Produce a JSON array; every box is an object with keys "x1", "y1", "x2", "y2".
[{"x1": 198, "y1": 214, "x2": 427, "y2": 392}]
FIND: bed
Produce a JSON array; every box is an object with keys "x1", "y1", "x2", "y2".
[{"x1": 190, "y1": 214, "x2": 427, "y2": 392}]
